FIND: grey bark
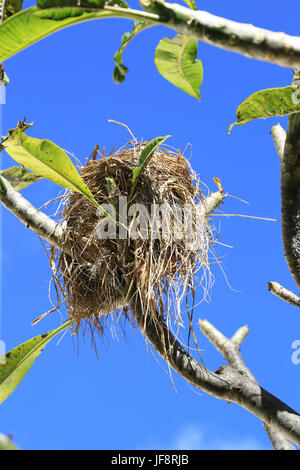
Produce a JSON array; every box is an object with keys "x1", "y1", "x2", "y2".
[
  {"x1": 268, "y1": 281, "x2": 300, "y2": 309},
  {"x1": 1, "y1": 9, "x2": 300, "y2": 442},
  {"x1": 0, "y1": 175, "x2": 71, "y2": 255},
  {"x1": 263, "y1": 423, "x2": 296, "y2": 451},
  {"x1": 138, "y1": 1, "x2": 300, "y2": 68},
  {"x1": 24, "y1": 4, "x2": 300, "y2": 70},
  {"x1": 199, "y1": 320, "x2": 295, "y2": 450},
  {"x1": 1, "y1": 174, "x2": 300, "y2": 446},
  {"x1": 0, "y1": 0, "x2": 4, "y2": 24},
  {"x1": 128, "y1": 287, "x2": 300, "y2": 446}
]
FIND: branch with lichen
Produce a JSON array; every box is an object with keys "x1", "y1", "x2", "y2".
[
  {"x1": 2, "y1": 167, "x2": 300, "y2": 447},
  {"x1": 0, "y1": 0, "x2": 5, "y2": 24},
  {"x1": 128, "y1": 286, "x2": 300, "y2": 446},
  {"x1": 0, "y1": 173, "x2": 224, "y2": 258},
  {"x1": 268, "y1": 281, "x2": 300, "y2": 309},
  {"x1": 0, "y1": 175, "x2": 71, "y2": 255},
  {"x1": 199, "y1": 319, "x2": 295, "y2": 450},
  {"x1": 137, "y1": 1, "x2": 300, "y2": 69},
  {"x1": 2, "y1": 3, "x2": 299, "y2": 69}
]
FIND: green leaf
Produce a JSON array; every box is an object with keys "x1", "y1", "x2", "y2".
[
  {"x1": 113, "y1": 20, "x2": 152, "y2": 84},
  {"x1": 228, "y1": 86, "x2": 300, "y2": 133},
  {"x1": 182, "y1": 0, "x2": 196, "y2": 10},
  {"x1": 0, "y1": 6, "x2": 121, "y2": 62},
  {"x1": 129, "y1": 135, "x2": 170, "y2": 202},
  {"x1": 3, "y1": 126, "x2": 98, "y2": 206},
  {"x1": 3, "y1": 125, "x2": 118, "y2": 224},
  {"x1": 154, "y1": 34, "x2": 203, "y2": 100},
  {"x1": 0, "y1": 322, "x2": 70, "y2": 404},
  {"x1": 0, "y1": 165, "x2": 42, "y2": 191},
  {"x1": 0, "y1": 434, "x2": 19, "y2": 450},
  {"x1": 38, "y1": 0, "x2": 103, "y2": 7},
  {"x1": 37, "y1": 0, "x2": 128, "y2": 9}
]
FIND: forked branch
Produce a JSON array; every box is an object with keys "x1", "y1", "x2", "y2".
[
  {"x1": 128, "y1": 287, "x2": 300, "y2": 446},
  {"x1": 1, "y1": 166, "x2": 300, "y2": 447},
  {"x1": 199, "y1": 319, "x2": 295, "y2": 450}
]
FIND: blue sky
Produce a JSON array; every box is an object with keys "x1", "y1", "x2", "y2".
[{"x1": 0, "y1": 0, "x2": 299, "y2": 450}]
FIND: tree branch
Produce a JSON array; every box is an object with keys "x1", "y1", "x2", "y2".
[
  {"x1": 44, "y1": 3, "x2": 300, "y2": 70},
  {"x1": 0, "y1": 175, "x2": 71, "y2": 255},
  {"x1": 268, "y1": 281, "x2": 300, "y2": 309},
  {"x1": 199, "y1": 321, "x2": 253, "y2": 377},
  {"x1": 137, "y1": 1, "x2": 300, "y2": 69},
  {"x1": 280, "y1": 72, "x2": 300, "y2": 289},
  {"x1": 2, "y1": 165, "x2": 300, "y2": 446},
  {"x1": 1, "y1": 4, "x2": 299, "y2": 69},
  {"x1": 269, "y1": 120, "x2": 300, "y2": 310},
  {"x1": 0, "y1": 0, "x2": 4, "y2": 24},
  {"x1": 128, "y1": 288, "x2": 300, "y2": 446},
  {"x1": 199, "y1": 189, "x2": 225, "y2": 216},
  {"x1": 263, "y1": 422, "x2": 295, "y2": 451},
  {"x1": 199, "y1": 319, "x2": 295, "y2": 450},
  {"x1": 0, "y1": 176, "x2": 224, "y2": 258}
]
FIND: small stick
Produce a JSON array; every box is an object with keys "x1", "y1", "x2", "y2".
[
  {"x1": 211, "y1": 214, "x2": 279, "y2": 222},
  {"x1": 108, "y1": 119, "x2": 138, "y2": 143},
  {"x1": 87, "y1": 144, "x2": 100, "y2": 162}
]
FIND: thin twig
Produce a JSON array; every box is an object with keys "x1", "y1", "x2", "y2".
[{"x1": 211, "y1": 214, "x2": 279, "y2": 222}]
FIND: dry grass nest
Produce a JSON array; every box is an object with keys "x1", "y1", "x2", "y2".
[{"x1": 50, "y1": 141, "x2": 218, "y2": 341}]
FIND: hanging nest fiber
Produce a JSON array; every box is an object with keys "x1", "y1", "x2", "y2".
[{"x1": 51, "y1": 141, "x2": 221, "y2": 338}]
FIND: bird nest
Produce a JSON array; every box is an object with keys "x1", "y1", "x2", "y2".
[{"x1": 50, "y1": 141, "x2": 218, "y2": 339}]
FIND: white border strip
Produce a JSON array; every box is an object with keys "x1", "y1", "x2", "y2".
[{"x1": 0, "y1": 79, "x2": 5, "y2": 362}]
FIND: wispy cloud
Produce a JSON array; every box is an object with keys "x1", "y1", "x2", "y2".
[{"x1": 138, "y1": 424, "x2": 267, "y2": 450}]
